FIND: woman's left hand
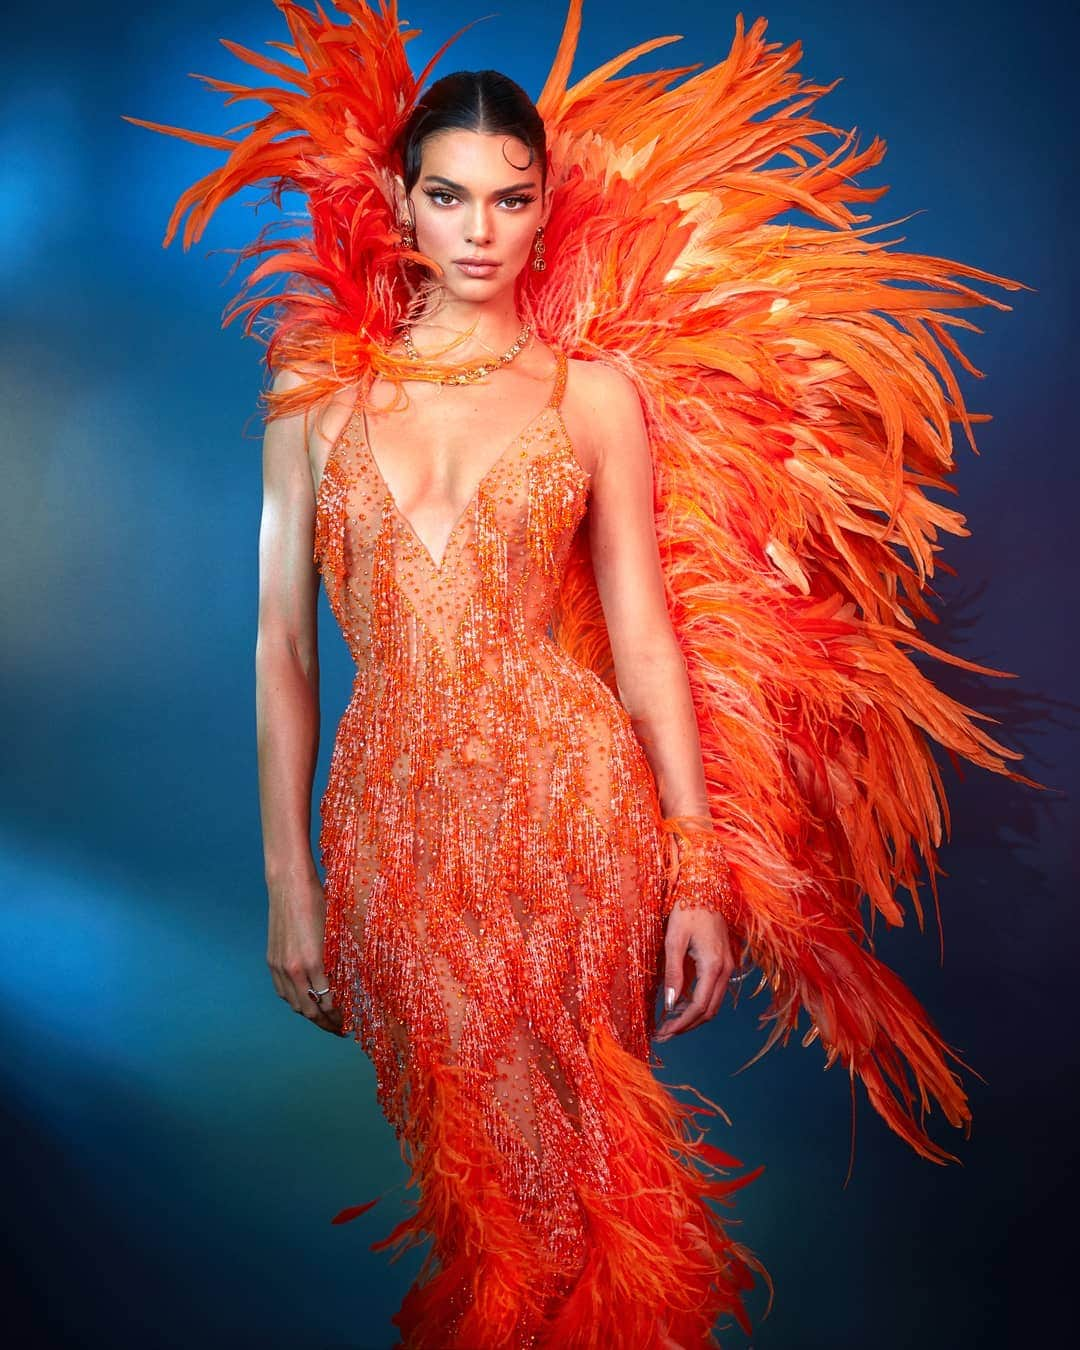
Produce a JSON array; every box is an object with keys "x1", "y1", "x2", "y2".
[{"x1": 653, "y1": 907, "x2": 735, "y2": 1041}]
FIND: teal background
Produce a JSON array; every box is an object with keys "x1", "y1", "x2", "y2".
[{"x1": 2, "y1": 1, "x2": 1076, "y2": 1345}]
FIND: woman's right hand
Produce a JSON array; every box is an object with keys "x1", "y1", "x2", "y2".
[{"x1": 266, "y1": 867, "x2": 344, "y2": 1036}]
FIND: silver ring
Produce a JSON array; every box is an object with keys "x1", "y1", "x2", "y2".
[{"x1": 307, "y1": 986, "x2": 331, "y2": 1002}]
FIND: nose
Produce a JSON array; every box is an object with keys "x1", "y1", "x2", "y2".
[{"x1": 464, "y1": 202, "x2": 494, "y2": 245}]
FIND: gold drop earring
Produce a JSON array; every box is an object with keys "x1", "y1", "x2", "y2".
[
  {"x1": 398, "y1": 215, "x2": 416, "y2": 250},
  {"x1": 532, "y1": 225, "x2": 546, "y2": 272}
]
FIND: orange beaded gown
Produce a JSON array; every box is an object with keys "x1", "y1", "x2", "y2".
[
  {"x1": 313, "y1": 345, "x2": 767, "y2": 1348},
  {"x1": 125, "y1": 2, "x2": 1037, "y2": 1342}
]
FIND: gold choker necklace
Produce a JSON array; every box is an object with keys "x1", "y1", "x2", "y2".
[{"x1": 399, "y1": 321, "x2": 532, "y2": 385}]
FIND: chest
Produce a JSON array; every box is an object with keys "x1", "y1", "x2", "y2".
[{"x1": 317, "y1": 402, "x2": 592, "y2": 578}]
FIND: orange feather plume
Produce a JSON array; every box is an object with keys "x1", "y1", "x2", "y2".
[{"x1": 124, "y1": 0, "x2": 1041, "y2": 1177}]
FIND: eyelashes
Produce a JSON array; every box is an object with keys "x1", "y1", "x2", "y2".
[{"x1": 423, "y1": 190, "x2": 537, "y2": 209}]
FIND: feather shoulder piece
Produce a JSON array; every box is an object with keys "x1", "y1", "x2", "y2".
[{"x1": 124, "y1": 0, "x2": 1041, "y2": 1167}]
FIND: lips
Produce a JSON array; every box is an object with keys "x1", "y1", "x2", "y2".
[{"x1": 454, "y1": 258, "x2": 501, "y2": 279}]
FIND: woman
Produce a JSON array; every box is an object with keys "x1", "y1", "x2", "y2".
[
  {"x1": 126, "y1": 1, "x2": 1032, "y2": 1345},
  {"x1": 259, "y1": 75, "x2": 769, "y2": 1346}
]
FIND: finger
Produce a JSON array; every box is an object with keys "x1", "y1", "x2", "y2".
[
  {"x1": 656, "y1": 963, "x2": 721, "y2": 1040},
  {"x1": 661, "y1": 927, "x2": 690, "y2": 1016},
  {"x1": 702, "y1": 962, "x2": 731, "y2": 1022},
  {"x1": 272, "y1": 961, "x2": 306, "y2": 1014},
  {"x1": 307, "y1": 968, "x2": 344, "y2": 1034},
  {"x1": 699, "y1": 924, "x2": 737, "y2": 1022},
  {"x1": 268, "y1": 964, "x2": 287, "y2": 1003},
  {"x1": 283, "y1": 961, "x2": 316, "y2": 1017},
  {"x1": 297, "y1": 969, "x2": 343, "y2": 1034},
  {"x1": 279, "y1": 960, "x2": 337, "y2": 1030},
  {"x1": 269, "y1": 967, "x2": 300, "y2": 1014}
]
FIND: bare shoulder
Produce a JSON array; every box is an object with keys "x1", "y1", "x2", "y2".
[
  {"x1": 269, "y1": 365, "x2": 307, "y2": 395},
  {"x1": 267, "y1": 364, "x2": 361, "y2": 492},
  {"x1": 269, "y1": 363, "x2": 358, "y2": 416},
  {"x1": 564, "y1": 356, "x2": 642, "y2": 419},
  {"x1": 561, "y1": 355, "x2": 645, "y2": 474}
]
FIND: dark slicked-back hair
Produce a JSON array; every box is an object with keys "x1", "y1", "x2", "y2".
[{"x1": 394, "y1": 69, "x2": 548, "y2": 194}]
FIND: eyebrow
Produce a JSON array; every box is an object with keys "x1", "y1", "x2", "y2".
[{"x1": 421, "y1": 175, "x2": 538, "y2": 195}]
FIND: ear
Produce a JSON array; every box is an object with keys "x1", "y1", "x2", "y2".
[
  {"x1": 390, "y1": 172, "x2": 408, "y2": 220},
  {"x1": 540, "y1": 181, "x2": 554, "y2": 229}
]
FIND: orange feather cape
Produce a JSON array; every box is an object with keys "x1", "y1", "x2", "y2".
[{"x1": 125, "y1": 0, "x2": 1038, "y2": 1169}]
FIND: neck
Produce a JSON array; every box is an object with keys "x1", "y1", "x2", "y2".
[{"x1": 404, "y1": 290, "x2": 527, "y2": 362}]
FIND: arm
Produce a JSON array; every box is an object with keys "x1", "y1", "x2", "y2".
[
  {"x1": 256, "y1": 367, "x2": 342, "y2": 1035},
  {"x1": 583, "y1": 361, "x2": 734, "y2": 1041}
]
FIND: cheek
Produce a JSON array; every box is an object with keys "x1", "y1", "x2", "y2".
[
  {"x1": 417, "y1": 210, "x2": 459, "y2": 250},
  {"x1": 500, "y1": 215, "x2": 539, "y2": 255}
]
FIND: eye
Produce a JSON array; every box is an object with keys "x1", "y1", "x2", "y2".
[{"x1": 423, "y1": 189, "x2": 537, "y2": 209}]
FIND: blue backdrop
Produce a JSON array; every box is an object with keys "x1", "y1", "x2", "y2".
[{"x1": 2, "y1": 1, "x2": 1076, "y2": 1346}]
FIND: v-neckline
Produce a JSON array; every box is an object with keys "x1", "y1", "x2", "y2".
[{"x1": 357, "y1": 401, "x2": 560, "y2": 573}]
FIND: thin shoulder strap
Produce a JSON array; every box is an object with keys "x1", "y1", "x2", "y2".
[{"x1": 546, "y1": 347, "x2": 568, "y2": 411}]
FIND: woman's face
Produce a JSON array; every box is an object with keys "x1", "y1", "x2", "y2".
[{"x1": 400, "y1": 128, "x2": 549, "y2": 298}]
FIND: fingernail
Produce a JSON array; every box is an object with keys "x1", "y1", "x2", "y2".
[{"x1": 665, "y1": 986, "x2": 676, "y2": 1012}]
